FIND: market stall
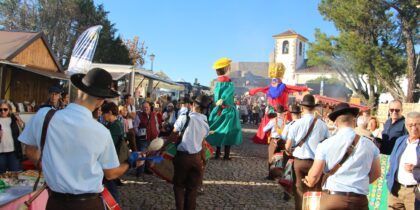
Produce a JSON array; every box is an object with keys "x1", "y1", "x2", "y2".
[
  {"x1": 0, "y1": 171, "x2": 48, "y2": 209},
  {"x1": 0, "y1": 31, "x2": 68, "y2": 111}
]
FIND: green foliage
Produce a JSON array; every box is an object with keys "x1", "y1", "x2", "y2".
[
  {"x1": 0, "y1": 0, "x2": 131, "y2": 66},
  {"x1": 308, "y1": 0, "x2": 418, "y2": 104}
]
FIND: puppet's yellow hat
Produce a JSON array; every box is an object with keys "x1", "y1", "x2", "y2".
[
  {"x1": 268, "y1": 63, "x2": 285, "y2": 78},
  {"x1": 213, "y1": 57, "x2": 232, "y2": 70}
]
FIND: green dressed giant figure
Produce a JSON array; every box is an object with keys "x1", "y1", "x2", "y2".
[{"x1": 207, "y1": 57, "x2": 243, "y2": 160}]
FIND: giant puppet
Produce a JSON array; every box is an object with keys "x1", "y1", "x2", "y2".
[
  {"x1": 248, "y1": 63, "x2": 309, "y2": 144},
  {"x1": 207, "y1": 58, "x2": 243, "y2": 160}
]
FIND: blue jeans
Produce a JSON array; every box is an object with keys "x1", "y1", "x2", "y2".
[
  {"x1": 0, "y1": 152, "x2": 21, "y2": 173},
  {"x1": 136, "y1": 138, "x2": 150, "y2": 175},
  {"x1": 104, "y1": 179, "x2": 120, "y2": 204}
]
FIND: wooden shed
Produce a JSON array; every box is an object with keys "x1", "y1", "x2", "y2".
[{"x1": 0, "y1": 31, "x2": 68, "y2": 110}]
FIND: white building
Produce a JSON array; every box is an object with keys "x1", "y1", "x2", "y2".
[
  {"x1": 273, "y1": 29, "x2": 338, "y2": 85},
  {"x1": 273, "y1": 29, "x2": 307, "y2": 85}
]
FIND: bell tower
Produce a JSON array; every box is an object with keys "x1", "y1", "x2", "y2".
[{"x1": 273, "y1": 29, "x2": 308, "y2": 85}]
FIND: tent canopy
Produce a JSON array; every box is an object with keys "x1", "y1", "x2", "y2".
[{"x1": 314, "y1": 95, "x2": 370, "y2": 111}]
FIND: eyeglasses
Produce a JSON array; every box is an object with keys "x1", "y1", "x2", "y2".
[
  {"x1": 389, "y1": 109, "x2": 400, "y2": 113},
  {"x1": 0, "y1": 108, "x2": 9, "y2": 112}
]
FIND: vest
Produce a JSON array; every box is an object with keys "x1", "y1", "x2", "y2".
[{"x1": 138, "y1": 111, "x2": 159, "y2": 141}]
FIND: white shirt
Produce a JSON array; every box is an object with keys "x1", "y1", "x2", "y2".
[
  {"x1": 127, "y1": 105, "x2": 136, "y2": 129},
  {"x1": 0, "y1": 118, "x2": 14, "y2": 153},
  {"x1": 174, "y1": 112, "x2": 209, "y2": 154},
  {"x1": 397, "y1": 139, "x2": 419, "y2": 185},
  {"x1": 127, "y1": 104, "x2": 136, "y2": 113},
  {"x1": 263, "y1": 117, "x2": 283, "y2": 139},
  {"x1": 19, "y1": 104, "x2": 120, "y2": 194},
  {"x1": 316, "y1": 127, "x2": 380, "y2": 195},
  {"x1": 289, "y1": 114, "x2": 329, "y2": 159}
]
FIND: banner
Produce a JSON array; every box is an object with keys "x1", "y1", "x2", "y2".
[{"x1": 67, "y1": 25, "x2": 102, "y2": 75}]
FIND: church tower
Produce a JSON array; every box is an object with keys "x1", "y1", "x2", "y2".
[{"x1": 273, "y1": 29, "x2": 308, "y2": 85}]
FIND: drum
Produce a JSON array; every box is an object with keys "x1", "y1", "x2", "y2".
[
  {"x1": 278, "y1": 159, "x2": 294, "y2": 194},
  {"x1": 149, "y1": 140, "x2": 214, "y2": 183},
  {"x1": 302, "y1": 191, "x2": 321, "y2": 210}
]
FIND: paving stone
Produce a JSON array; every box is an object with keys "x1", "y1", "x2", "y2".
[{"x1": 119, "y1": 124, "x2": 294, "y2": 210}]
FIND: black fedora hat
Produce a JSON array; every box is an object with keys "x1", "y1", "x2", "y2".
[
  {"x1": 300, "y1": 94, "x2": 319, "y2": 107},
  {"x1": 193, "y1": 95, "x2": 211, "y2": 108},
  {"x1": 290, "y1": 104, "x2": 301, "y2": 114},
  {"x1": 70, "y1": 68, "x2": 119, "y2": 98},
  {"x1": 328, "y1": 103, "x2": 360, "y2": 122},
  {"x1": 276, "y1": 105, "x2": 286, "y2": 113}
]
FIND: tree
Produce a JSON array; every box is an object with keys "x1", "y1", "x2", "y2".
[
  {"x1": 124, "y1": 36, "x2": 148, "y2": 67},
  {"x1": 0, "y1": 0, "x2": 132, "y2": 66},
  {"x1": 307, "y1": 29, "x2": 407, "y2": 106},
  {"x1": 317, "y1": 0, "x2": 420, "y2": 102}
]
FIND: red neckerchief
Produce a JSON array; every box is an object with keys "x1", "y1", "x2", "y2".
[{"x1": 217, "y1": 75, "x2": 231, "y2": 82}]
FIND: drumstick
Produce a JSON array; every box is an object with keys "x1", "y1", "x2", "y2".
[{"x1": 16, "y1": 184, "x2": 47, "y2": 210}]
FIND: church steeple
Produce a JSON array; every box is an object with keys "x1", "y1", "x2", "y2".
[{"x1": 272, "y1": 29, "x2": 307, "y2": 85}]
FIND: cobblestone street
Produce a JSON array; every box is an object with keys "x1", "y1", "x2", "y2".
[{"x1": 119, "y1": 124, "x2": 294, "y2": 210}]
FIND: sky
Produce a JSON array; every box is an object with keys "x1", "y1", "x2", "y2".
[{"x1": 95, "y1": 0, "x2": 338, "y2": 86}]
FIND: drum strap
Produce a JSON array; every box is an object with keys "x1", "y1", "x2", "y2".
[
  {"x1": 177, "y1": 111, "x2": 191, "y2": 146},
  {"x1": 321, "y1": 134, "x2": 360, "y2": 187},
  {"x1": 34, "y1": 109, "x2": 57, "y2": 191},
  {"x1": 296, "y1": 117, "x2": 318, "y2": 147}
]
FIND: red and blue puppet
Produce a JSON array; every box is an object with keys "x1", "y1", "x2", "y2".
[{"x1": 248, "y1": 63, "x2": 309, "y2": 144}]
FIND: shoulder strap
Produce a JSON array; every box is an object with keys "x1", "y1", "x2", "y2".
[
  {"x1": 33, "y1": 109, "x2": 57, "y2": 191},
  {"x1": 321, "y1": 134, "x2": 360, "y2": 187},
  {"x1": 177, "y1": 111, "x2": 191, "y2": 146},
  {"x1": 297, "y1": 117, "x2": 318, "y2": 147}
]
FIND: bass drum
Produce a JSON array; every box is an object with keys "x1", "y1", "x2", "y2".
[{"x1": 149, "y1": 140, "x2": 213, "y2": 183}]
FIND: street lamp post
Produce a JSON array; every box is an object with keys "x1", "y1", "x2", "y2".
[{"x1": 149, "y1": 53, "x2": 155, "y2": 72}]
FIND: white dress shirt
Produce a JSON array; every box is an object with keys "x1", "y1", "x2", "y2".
[{"x1": 397, "y1": 139, "x2": 419, "y2": 185}]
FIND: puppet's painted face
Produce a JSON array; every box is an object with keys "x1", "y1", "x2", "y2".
[{"x1": 271, "y1": 78, "x2": 281, "y2": 87}]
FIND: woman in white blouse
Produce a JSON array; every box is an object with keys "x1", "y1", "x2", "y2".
[{"x1": 0, "y1": 101, "x2": 24, "y2": 173}]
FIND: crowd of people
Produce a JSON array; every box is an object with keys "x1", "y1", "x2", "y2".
[{"x1": 0, "y1": 58, "x2": 418, "y2": 210}]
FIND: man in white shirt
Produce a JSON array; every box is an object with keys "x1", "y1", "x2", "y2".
[
  {"x1": 171, "y1": 94, "x2": 210, "y2": 210},
  {"x1": 19, "y1": 68, "x2": 142, "y2": 210},
  {"x1": 387, "y1": 111, "x2": 420, "y2": 210}
]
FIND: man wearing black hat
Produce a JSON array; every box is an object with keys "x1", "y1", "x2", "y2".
[
  {"x1": 19, "y1": 68, "x2": 142, "y2": 210},
  {"x1": 171, "y1": 94, "x2": 210, "y2": 210},
  {"x1": 39, "y1": 85, "x2": 64, "y2": 110},
  {"x1": 303, "y1": 103, "x2": 381, "y2": 210},
  {"x1": 285, "y1": 94, "x2": 329, "y2": 210}
]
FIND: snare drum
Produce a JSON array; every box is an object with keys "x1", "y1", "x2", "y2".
[
  {"x1": 149, "y1": 140, "x2": 214, "y2": 183},
  {"x1": 302, "y1": 191, "x2": 321, "y2": 210}
]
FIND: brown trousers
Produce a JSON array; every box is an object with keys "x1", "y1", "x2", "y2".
[
  {"x1": 320, "y1": 192, "x2": 368, "y2": 210},
  {"x1": 173, "y1": 152, "x2": 203, "y2": 210},
  {"x1": 46, "y1": 194, "x2": 104, "y2": 210},
  {"x1": 293, "y1": 159, "x2": 322, "y2": 210},
  {"x1": 388, "y1": 182, "x2": 416, "y2": 210}
]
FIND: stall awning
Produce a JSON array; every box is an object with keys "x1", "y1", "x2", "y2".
[
  {"x1": 109, "y1": 72, "x2": 129, "y2": 81},
  {"x1": 314, "y1": 95, "x2": 370, "y2": 111},
  {"x1": 0, "y1": 61, "x2": 69, "y2": 80},
  {"x1": 90, "y1": 63, "x2": 184, "y2": 91}
]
